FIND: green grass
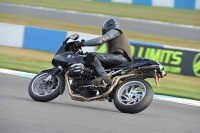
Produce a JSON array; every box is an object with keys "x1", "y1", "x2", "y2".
[
  {"x1": 0, "y1": 0, "x2": 200, "y2": 26},
  {"x1": 0, "y1": 45, "x2": 200, "y2": 100},
  {"x1": 146, "y1": 78, "x2": 200, "y2": 100},
  {"x1": 1, "y1": 13, "x2": 200, "y2": 50},
  {"x1": 0, "y1": 46, "x2": 53, "y2": 73},
  {"x1": 0, "y1": 55, "x2": 52, "y2": 74}
]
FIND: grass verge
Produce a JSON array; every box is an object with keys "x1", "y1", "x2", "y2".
[
  {"x1": 0, "y1": 55, "x2": 52, "y2": 74},
  {"x1": 1, "y1": 13, "x2": 200, "y2": 49},
  {"x1": 0, "y1": 45, "x2": 200, "y2": 100},
  {"x1": 0, "y1": 0, "x2": 200, "y2": 26},
  {"x1": 0, "y1": 45, "x2": 53, "y2": 73}
]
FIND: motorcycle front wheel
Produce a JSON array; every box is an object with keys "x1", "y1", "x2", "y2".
[
  {"x1": 113, "y1": 78, "x2": 153, "y2": 114},
  {"x1": 28, "y1": 72, "x2": 65, "y2": 102}
]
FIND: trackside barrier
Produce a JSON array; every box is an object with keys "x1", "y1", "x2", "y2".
[
  {"x1": 0, "y1": 23, "x2": 96, "y2": 53},
  {"x1": 0, "y1": 22, "x2": 199, "y2": 77},
  {"x1": 96, "y1": 42, "x2": 200, "y2": 77},
  {"x1": 94, "y1": 0, "x2": 200, "y2": 10}
]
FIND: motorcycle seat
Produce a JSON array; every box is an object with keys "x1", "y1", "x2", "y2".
[{"x1": 104, "y1": 62, "x2": 132, "y2": 70}]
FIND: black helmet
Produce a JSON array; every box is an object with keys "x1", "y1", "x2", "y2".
[{"x1": 102, "y1": 19, "x2": 120, "y2": 35}]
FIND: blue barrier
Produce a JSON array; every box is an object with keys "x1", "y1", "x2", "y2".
[
  {"x1": 129, "y1": 40, "x2": 163, "y2": 48},
  {"x1": 1, "y1": 22, "x2": 198, "y2": 77},
  {"x1": 23, "y1": 26, "x2": 67, "y2": 52},
  {"x1": 133, "y1": 0, "x2": 152, "y2": 6},
  {"x1": 95, "y1": 0, "x2": 111, "y2": 2},
  {"x1": 94, "y1": 0, "x2": 200, "y2": 10},
  {"x1": 175, "y1": 0, "x2": 195, "y2": 9}
]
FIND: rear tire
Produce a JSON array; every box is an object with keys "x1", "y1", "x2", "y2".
[
  {"x1": 28, "y1": 72, "x2": 65, "y2": 102},
  {"x1": 113, "y1": 78, "x2": 153, "y2": 114}
]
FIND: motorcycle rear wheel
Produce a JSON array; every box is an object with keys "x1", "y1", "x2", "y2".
[
  {"x1": 113, "y1": 78, "x2": 153, "y2": 114},
  {"x1": 28, "y1": 72, "x2": 65, "y2": 102}
]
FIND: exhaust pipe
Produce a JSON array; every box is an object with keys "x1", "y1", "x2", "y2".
[
  {"x1": 65, "y1": 72, "x2": 135, "y2": 102},
  {"x1": 139, "y1": 65, "x2": 164, "y2": 72}
]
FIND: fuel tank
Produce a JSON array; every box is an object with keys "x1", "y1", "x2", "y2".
[{"x1": 52, "y1": 51, "x2": 86, "y2": 67}]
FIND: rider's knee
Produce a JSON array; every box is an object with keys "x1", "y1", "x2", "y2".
[{"x1": 86, "y1": 53, "x2": 97, "y2": 63}]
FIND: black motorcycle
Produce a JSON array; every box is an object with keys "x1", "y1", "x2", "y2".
[{"x1": 28, "y1": 34, "x2": 167, "y2": 114}]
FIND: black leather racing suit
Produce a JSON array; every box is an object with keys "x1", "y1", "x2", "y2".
[{"x1": 83, "y1": 29, "x2": 132, "y2": 77}]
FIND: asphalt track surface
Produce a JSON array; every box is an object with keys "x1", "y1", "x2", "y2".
[
  {"x1": 1, "y1": 73, "x2": 200, "y2": 133},
  {"x1": 0, "y1": 3, "x2": 200, "y2": 41}
]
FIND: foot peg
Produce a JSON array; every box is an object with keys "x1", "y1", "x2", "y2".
[{"x1": 90, "y1": 76, "x2": 111, "y2": 86}]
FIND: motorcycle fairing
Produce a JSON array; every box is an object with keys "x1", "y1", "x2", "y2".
[{"x1": 53, "y1": 51, "x2": 86, "y2": 66}]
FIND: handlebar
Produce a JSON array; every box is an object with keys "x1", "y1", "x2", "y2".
[{"x1": 63, "y1": 34, "x2": 85, "y2": 54}]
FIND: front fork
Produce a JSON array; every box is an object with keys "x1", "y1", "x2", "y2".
[
  {"x1": 41, "y1": 66, "x2": 65, "y2": 95},
  {"x1": 43, "y1": 66, "x2": 63, "y2": 84}
]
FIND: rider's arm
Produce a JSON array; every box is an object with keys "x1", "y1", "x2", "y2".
[{"x1": 82, "y1": 29, "x2": 121, "y2": 46}]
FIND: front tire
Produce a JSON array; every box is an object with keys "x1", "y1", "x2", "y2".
[
  {"x1": 28, "y1": 72, "x2": 65, "y2": 102},
  {"x1": 113, "y1": 78, "x2": 153, "y2": 114}
]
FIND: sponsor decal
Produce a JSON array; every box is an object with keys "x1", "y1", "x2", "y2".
[
  {"x1": 96, "y1": 43, "x2": 200, "y2": 77},
  {"x1": 135, "y1": 47, "x2": 183, "y2": 73},
  {"x1": 193, "y1": 53, "x2": 200, "y2": 76}
]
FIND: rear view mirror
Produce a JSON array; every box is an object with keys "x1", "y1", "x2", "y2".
[
  {"x1": 64, "y1": 34, "x2": 79, "y2": 44},
  {"x1": 69, "y1": 34, "x2": 79, "y2": 40}
]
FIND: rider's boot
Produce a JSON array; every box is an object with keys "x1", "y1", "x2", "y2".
[
  {"x1": 86, "y1": 53, "x2": 111, "y2": 86},
  {"x1": 90, "y1": 66, "x2": 111, "y2": 86}
]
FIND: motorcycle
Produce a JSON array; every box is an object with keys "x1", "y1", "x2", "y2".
[{"x1": 28, "y1": 34, "x2": 167, "y2": 114}]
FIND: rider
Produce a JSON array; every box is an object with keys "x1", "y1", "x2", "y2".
[{"x1": 75, "y1": 19, "x2": 132, "y2": 85}]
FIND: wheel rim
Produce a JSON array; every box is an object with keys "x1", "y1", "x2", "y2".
[
  {"x1": 117, "y1": 81, "x2": 146, "y2": 105},
  {"x1": 31, "y1": 73, "x2": 60, "y2": 96}
]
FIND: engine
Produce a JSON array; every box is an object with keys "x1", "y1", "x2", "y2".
[
  {"x1": 69, "y1": 63, "x2": 85, "y2": 75},
  {"x1": 69, "y1": 63, "x2": 96, "y2": 97},
  {"x1": 68, "y1": 63, "x2": 94, "y2": 83}
]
